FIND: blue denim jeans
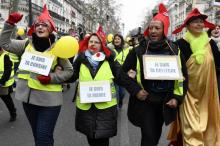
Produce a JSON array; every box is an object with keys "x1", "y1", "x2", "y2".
[{"x1": 23, "y1": 102, "x2": 61, "y2": 146}]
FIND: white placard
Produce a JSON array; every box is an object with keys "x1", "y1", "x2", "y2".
[
  {"x1": 19, "y1": 51, "x2": 55, "y2": 76},
  {"x1": 142, "y1": 55, "x2": 183, "y2": 80},
  {"x1": 79, "y1": 81, "x2": 112, "y2": 103}
]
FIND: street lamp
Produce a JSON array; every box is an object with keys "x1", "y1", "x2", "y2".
[{"x1": 28, "y1": 0, "x2": 33, "y2": 27}]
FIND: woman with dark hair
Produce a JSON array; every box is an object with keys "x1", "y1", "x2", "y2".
[
  {"x1": 122, "y1": 3, "x2": 188, "y2": 146},
  {"x1": 70, "y1": 26, "x2": 145, "y2": 146},
  {"x1": 170, "y1": 8, "x2": 220, "y2": 146},
  {"x1": 0, "y1": 5, "x2": 73, "y2": 146},
  {"x1": 112, "y1": 34, "x2": 130, "y2": 108}
]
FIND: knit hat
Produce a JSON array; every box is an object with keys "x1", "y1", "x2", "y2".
[
  {"x1": 172, "y1": 8, "x2": 215, "y2": 34},
  {"x1": 144, "y1": 3, "x2": 170, "y2": 37},
  {"x1": 27, "y1": 5, "x2": 57, "y2": 36},
  {"x1": 79, "y1": 25, "x2": 111, "y2": 57}
]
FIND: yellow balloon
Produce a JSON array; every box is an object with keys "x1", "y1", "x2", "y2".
[
  {"x1": 126, "y1": 37, "x2": 131, "y2": 42},
  {"x1": 17, "y1": 28, "x2": 25, "y2": 36},
  {"x1": 51, "y1": 36, "x2": 79, "y2": 58},
  {"x1": 107, "y1": 34, "x2": 113, "y2": 43}
]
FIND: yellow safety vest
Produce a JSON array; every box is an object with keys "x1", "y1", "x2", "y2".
[
  {"x1": 136, "y1": 49, "x2": 183, "y2": 96},
  {"x1": 18, "y1": 43, "x2": 62, "y2": 92},
  {"x1": 113, "y1": 47, "x2": 130, "y2": 65},
  {"x1": 8, "y1": 52, "x2": 19, "y2": 63},
  {"x1": 0, "y1": 52, "x2": 15, "y2": 87},
  {"x1": 76, "y1": 61, "x2": 117, "y2": 110}
]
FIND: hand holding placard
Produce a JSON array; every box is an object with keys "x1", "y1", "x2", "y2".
[{"x1": 37, "y1": 75, "x2": 51, "y2": 84}]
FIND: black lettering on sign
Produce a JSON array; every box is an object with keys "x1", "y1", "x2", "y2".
[
  {"x1": 89, "y1": 87, "x2": 93, "y2": 91},
  {"x1": 87, "y1": 93, "x2": 92, "y2": 97},
  {"x1": 92, "y1": 93, "x2": 105, "y2": 97},
  {"x1": 30, "y1": 62, "x2": 47, "y2": 69},
  {"x1": 31, "y1": 56, "x2": 36, "y2": 60},
  {"x1": 160, "y1": 63, "x2": 169, "y2": 67},
  {"x1": 36, "y1": 57, "x2": 45, "y2": 62},
  {"x1": 155, "y1": 63, "x2": 159, "y2": 67},
  {"x1": 150, "y1": 68, "x2": 155, "y2": 72},
  {"x1": 94, "y1": 87, "x2": 103, "y2": 91},
  {"x1": 25, "y1": 60, "x2": 30, "y2": 65}
]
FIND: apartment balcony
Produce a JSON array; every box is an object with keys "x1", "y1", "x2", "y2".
[{"x1": 186, "y1": 3, "x2": 192, "y2": 13}]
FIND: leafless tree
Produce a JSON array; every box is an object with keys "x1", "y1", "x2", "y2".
[{"x1": 81, "y1": 0, "x2": 121, "y2": 34}]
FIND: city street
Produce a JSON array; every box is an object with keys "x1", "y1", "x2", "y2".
[{"x1": 0, "y1": 83, "x2": 169, "y2": 146}]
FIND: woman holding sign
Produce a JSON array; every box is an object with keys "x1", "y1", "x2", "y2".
[
  {"x1": 0, "y1": 5, "x2": 73, "y2": 146},
  {"x1": 122, "y1": 3, "x2": 188, "y2": 146},
  {"x1": 169, "y1": 8, "x2": 220, "y2": 146},
  {"x1": 69, "y1": 26, "x2": 145, "y2": 146}
]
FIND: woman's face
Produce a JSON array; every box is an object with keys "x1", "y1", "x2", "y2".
[
  {"x1": 187, "y1": 18, "x2": 204, "y2": 36},
  {"x1": 88, "y1": 35, "x2": 102, "y2": 54},
  {"x1": 113, "y1": 36, "x2": 122, "y2": 46},
  {"x1": 35, "y1": 22, "x2": 50, "y2": 38},
  {"x1": 211, "y1": 26, "x2": 220, "y2": 37},
  {"x1": 148, "y1": 20, "x2": 164, "y2": 41}
]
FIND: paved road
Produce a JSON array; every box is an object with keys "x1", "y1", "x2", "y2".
[{"x1": 0, "y1": 83, "x2": 169, "y2": 146}]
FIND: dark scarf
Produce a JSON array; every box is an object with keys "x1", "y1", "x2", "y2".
[
  {"x1": 146, "y1": 39, "x2": 170, "y2": 52},
  {"x1": 32, "y1": 33, "x2": 55, "y2": 52},
  {"x1": 114, "y1": 45, "x2": 123, "y2": 53}
]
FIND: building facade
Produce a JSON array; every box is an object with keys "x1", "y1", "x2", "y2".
[
  {"x1": 167, "y1": 0, "x2": 212, "y2": 40},
  {"x1": 0, "y1": 0, "x2": 84, "y2": 36}
]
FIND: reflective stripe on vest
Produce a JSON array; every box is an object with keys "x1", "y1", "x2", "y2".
[
  {"x1": 136, "y1": 49, "x2": 183, "y2": 96},
  {"x1": 76, "y1": 61, "x2": 117, "y2": 110},
  {"x1": 0, "y1": 52, "x2": 15, "y2": 87},
  {"x1": 4, "y1": 51, "x2": 20, "y2": 63},
  {"x1": 17, "y1": 70, "x2": 30, "y2": 79},
  {"x1": 114, "y1": 47, "x2": 130, "y2": 65},
  {"x1": 8, "y1": 53, "x2": 19, "y2": 62},
  {"x1": 19, "y1": 43, "x2": 62, "y2": 92}
]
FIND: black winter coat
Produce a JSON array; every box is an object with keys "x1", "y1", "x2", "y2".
[
  {"x1": 0, "y1": 54, "x2": 12, "y2": 85},
  {"x1": 71, "y1": 52, "x2": 142, "y2": 139},
  {"x1": 122, "y1": 39, "x2": 188, "y2": 126}
]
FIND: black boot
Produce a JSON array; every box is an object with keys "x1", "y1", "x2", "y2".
[{"x1": 9, "y1": 112, "x2": 17, "y2": 122}]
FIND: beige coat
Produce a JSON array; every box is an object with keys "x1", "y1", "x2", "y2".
[{"x1": 0, "y1": 23, "x2": 73, "y2": 106}]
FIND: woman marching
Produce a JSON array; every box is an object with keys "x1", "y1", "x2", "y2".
[
  {"x1": 69, "y1": 26, "x2": 145, "y2": 146},
  {"x1": 122, "y1": 3, "x2": 188, "y2": 146},
  {"x1": 112, "y1": 34, "x2": 131, "y2": 108},
  {"x1": 0, "y1": 5, "x2": 73, "y2": 146},
  {"x1": 169, "y1": 8, "x2": 220, "y2": 146}
]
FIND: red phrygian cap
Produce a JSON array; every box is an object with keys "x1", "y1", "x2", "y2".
[
  {"x1": 172, "y1": 8, "x2": 215, "y2": 34},
  {"x1": 79, "y1": 25, "x2": 111, "y2": 57},
  {"x1": 27, "y1": 4, "x2": 57, "y2": 36},
  {"x1": 144, "y1": 3, "x2": 170, "y2": 37}
]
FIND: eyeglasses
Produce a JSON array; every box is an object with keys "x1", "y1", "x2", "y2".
[
  {"x1": 88, "y1": 40, "x2": 101, "y2": 44},
  {"x1": 190, "y1": 19, "x2": 204, "y2": 24},
  {"x1": 35, "y1": 23, "x2": 48, "y2": 28}
]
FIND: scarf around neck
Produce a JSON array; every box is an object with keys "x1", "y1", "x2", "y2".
[
  {"x1": 85, "y1": 50, "x2": 99, "y2": 70},
  {"x1": 32, "y1": 33, "x2": 55, "y2": 52},
  {"x1": 184, "y1": 31, "x2": 209, "y2": 64},
  {"x1": 145, "y1": 38, "x2": 171, "y2": 53}
]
